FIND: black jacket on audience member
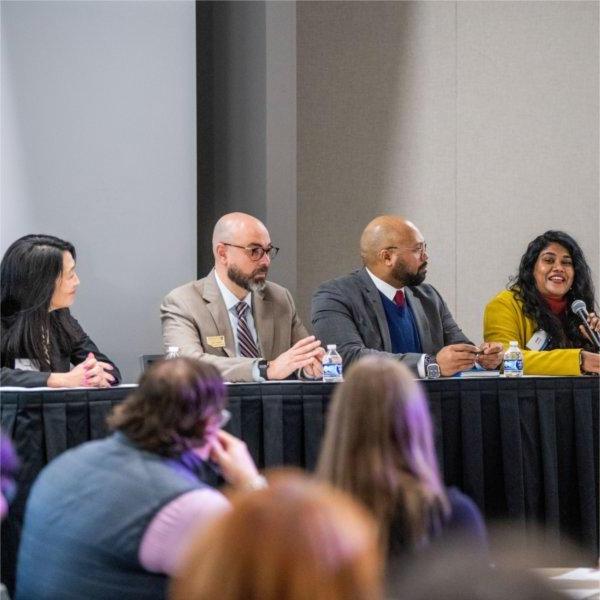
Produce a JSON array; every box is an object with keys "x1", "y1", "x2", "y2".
[{"x1": 387, "y1": 486, "x2": 488, "y2": 559}]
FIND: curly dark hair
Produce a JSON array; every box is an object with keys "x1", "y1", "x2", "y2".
[
  {"x1": 509, "y1": 230, "x2": 597, "y2": 350},
  {"x1": 107, "y1": 357, "x2": 227, "y2": 457}
]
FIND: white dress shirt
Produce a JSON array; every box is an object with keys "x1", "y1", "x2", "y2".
[{"x1": 214, "y1": 272, "x2": 262, "y2": 381}]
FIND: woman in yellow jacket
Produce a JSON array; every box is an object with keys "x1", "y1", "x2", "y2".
[{"x1": 484, "y1": 231, "x2": 600, "y2": 376}]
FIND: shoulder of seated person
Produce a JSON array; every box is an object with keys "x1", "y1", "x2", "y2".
[
  {"x1": 57, "y1": 308, "x2": 80, "y2": 326},
  {"x1": 489, "y1": 289, "x2": 522, "y2": 310},
  {"x1": 445, "y1": 486, "x2": 479, "y2": 511},
  {"x1": 496, "y1": 289, "x2": 518, "y2": 302},
  {"x1": 324, "y1": 270, "x2": 363, "y2": 290},
  {"x1": 406, "y1": 283, "x2": 437, "y2": 297},
  {"x1": 261, "y1": 280, "x2": 290, "y2": 298},
  {"x1": 164, "y1": 279, "x2": 199, "y2": 300}
]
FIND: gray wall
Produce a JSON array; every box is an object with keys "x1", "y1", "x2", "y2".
[
  {"x1": 297, "y1": 0, "x2": 599, "y2": 343},
  {"x1": 265, "y1": 1, "x2": 298, "y2": 297},
  {"x1": 211, "y1": 1, "x2": 267, "y2": 222},
  {"x1": 198, "y1": 1, "x2": 297, "y2": 295},
  {"x1": 1, "y1": 0, "x2": 197, "y2": 382}
]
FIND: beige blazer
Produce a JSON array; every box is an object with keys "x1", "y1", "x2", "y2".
[{"x1": 160, "y1": 270, "x2": 309, "y2": 382}]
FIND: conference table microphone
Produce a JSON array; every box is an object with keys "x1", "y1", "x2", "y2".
[{"x1": 571, "y1": 299, "x2": 600, "y2": 350}]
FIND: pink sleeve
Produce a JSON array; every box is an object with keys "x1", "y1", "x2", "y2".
[{"x1": 139, "y1": 488, "x2": 230, "y2": 575}]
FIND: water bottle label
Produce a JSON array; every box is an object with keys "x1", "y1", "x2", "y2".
[
  {"x1": 504, "y1": 359, "x2": 523, "y2": 371},
  {"x1": 323, "y1": 363, "x2": 343, "y2": 379}
]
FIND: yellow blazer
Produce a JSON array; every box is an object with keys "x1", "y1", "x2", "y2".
[{"x1": 483, "y1": 289, "x2": 580, "y2": 376}]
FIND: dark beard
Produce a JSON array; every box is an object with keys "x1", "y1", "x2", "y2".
[
  {"x1": 227, "y1": 265, "x2": 268, "y2": 293},
  {"x1": 393, "y1": 262, "x2": 427, "y2": 287}
]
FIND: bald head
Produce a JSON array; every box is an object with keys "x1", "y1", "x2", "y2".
[
  {"x1": 212, "y1": 213, "x2": 269, "y2": 255},
  {"x1": 211, "y1": 213, "x2": 272, "y2": 297},
  {"x1": 358, "y1": 215, "x2": 428, "y2": 287},
  {"x1": 360, "y1": 216, "x2": 419, "y2": 267}
]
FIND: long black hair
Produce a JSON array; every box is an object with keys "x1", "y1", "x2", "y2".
[
  {"x1": 509, "y1": 230, "x2": 597, "y2": 350},
  {"x1": 1, "y1": 234, "x2": 79, "y2": 369}
]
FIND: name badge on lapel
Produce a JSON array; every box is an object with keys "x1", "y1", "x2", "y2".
[
  {"x1": 206, "y1": 335, "x2": 226, "y2": 348},
  {"x1": 526, "y1": 330, "x2": 548, "y2": 351}
]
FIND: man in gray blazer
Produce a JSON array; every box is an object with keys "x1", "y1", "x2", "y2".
[
  {"x1": 311, "y1": 216, "x2": 503, "y2": 377},
  {"x1": 162, "y1": 213, "x2": 324, "y2": 382}
]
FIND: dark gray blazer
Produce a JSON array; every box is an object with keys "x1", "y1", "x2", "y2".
[{"x1": 311, "y1": 268, "x2": 471, "y2": 373}]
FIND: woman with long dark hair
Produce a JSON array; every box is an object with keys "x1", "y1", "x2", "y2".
[
  {"x1": 484, "y1": 230, "x2": 599, "y2": 375},
  {"x1": 1, "y1": 234, "x2": 121, "y2": 387},
  {"x1": 317, "y1": 357, "x2": 487, "y2": 560}
]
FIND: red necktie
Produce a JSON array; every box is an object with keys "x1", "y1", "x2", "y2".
[{"x1": 393, "y1": 289, "x2": 405, "y2": 308}]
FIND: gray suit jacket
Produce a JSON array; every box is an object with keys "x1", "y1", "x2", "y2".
[
  {"x1": 161, "y1": 270, "x2": 308, "y2": 382},
  {"x1": 311, "y1": 268, "x2": 471, "y2": 373}
]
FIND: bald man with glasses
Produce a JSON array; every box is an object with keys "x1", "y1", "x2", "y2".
[
  {"x1": 311, "y1": 216, "x2": 503, "y2": 378},
  {"x1": 161, "y1": 213, "x2": 324, "y2": 382}
]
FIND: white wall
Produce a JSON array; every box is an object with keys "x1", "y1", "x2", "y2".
[
  {"x1": 1, "y1": 0, "x2": 197, "y2": 382},
  {"x1": 297, "y1": 1, "x2": 599, "y2": 343}
]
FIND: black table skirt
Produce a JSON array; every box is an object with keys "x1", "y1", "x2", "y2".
[{"x1": 1, "y1": 377, "x2": 598, "y2": 591}]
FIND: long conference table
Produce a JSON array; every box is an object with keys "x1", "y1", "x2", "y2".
[{"x1": 1, "y1": 376, "x2": 598, "y2": 591}]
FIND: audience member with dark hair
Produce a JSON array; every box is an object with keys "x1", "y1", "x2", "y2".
[
  {"x1": 484, "y1": 230, "x2": 599, "y2": 375},
  {"x1": 317, "y1": 357, "x2": 487, "y2": 559},
  {"x1": 171, "y1": 471, "x2": 383, "y2": 600},
  {"x1": 16, "y1": 358, "x2": 263, "y2": 600},
  {"x1": 1, "y1": 234, "x2": 121, "y2": 387}
]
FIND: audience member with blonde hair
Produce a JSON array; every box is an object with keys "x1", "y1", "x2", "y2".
[
  {"x1": 317, "y1": 357, "x2": 487, "y2": 558},
  {"x1": 171, "y1": 471, "x2": 383, "y2": 600}
]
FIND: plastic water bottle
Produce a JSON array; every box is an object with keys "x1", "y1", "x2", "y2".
[
  {"x1": 165, "y1": 346, "x2": 181, "y2": 360},
  {"x1": 503, "y1": 341, "x2": 523, "y2": 377},
  {"x1": 322, "y1": 344, "x2": 343, "y2": 382}
]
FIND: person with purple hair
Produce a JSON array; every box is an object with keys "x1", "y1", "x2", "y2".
[
  {"x1": 317, "y1": 357, "x2": 487, "y2": 562},
  {"x1": 16, "y1": 358, "x2": 263, "y2": 600},
  {"x1": 0, "y1": 432, "x2": 19, "y2": 521}
]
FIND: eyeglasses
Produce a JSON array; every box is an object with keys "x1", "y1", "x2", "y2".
[
  {"x1": 383, "y1": 242, "x2": 427, "y2": 256},
  {"x1": 222, "y1": 243, "x2": 279, "y2": 261}
]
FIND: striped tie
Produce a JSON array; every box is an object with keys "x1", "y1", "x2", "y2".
[
  {"x1": 235, "y1": 301, "x2": 260, "y2": 358},
  {"x1": 393, "y1": 289, "x2": 406, "y2": 308}
]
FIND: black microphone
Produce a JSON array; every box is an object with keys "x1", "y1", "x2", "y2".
[{"x1": 571, "y1": 300, "x2": 600, "y2": 350}]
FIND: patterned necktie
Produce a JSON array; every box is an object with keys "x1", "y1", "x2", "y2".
[
  {"x1": 393, "y1": 289, "x2": 406, "y2": 308},
  {"x1": 235, "y1": 301, "x2": 260, "y2": 358}
]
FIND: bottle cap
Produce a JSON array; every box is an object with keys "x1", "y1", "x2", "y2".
[
  {"x1": 509, "y1": 341, "x2": 518, "y2": 346},
  {"x1": 326, "y1": 344, "x2": 337, "y2": 350},
  {"x1": 167, "y1": 346, "x2": 180, "y2": 353}
]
